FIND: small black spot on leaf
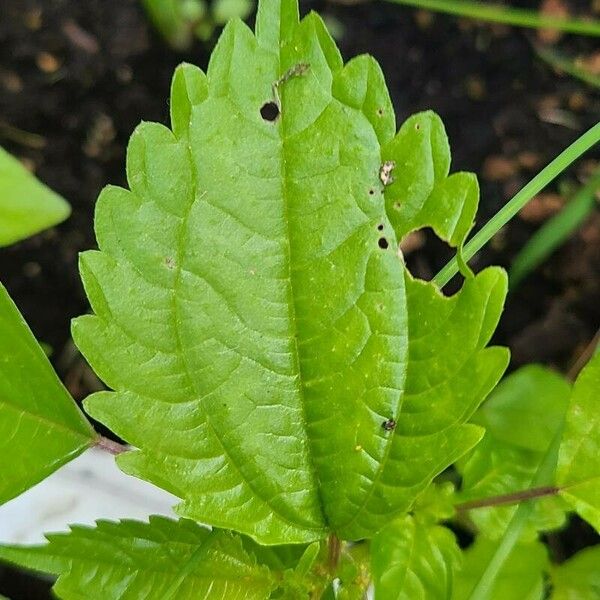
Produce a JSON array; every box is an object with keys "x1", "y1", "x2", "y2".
[
  {"x1": 377, "y1": 224, "x2": 384, "y2": 231},
  {"x1": 260, "y1": 102, "x2": 280, "y2": 122},
  {"x1": 382, "y1": 418, "x2": 396, "y2": 431},
  {"x1": 369, "y1": 189, "x2": 375, "y2": 196},
  {"x1": 378, "y1": 237, "x2": 389, "y2": 249}
]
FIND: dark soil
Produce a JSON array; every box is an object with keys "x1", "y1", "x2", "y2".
[{"x1": 0, "y1": 0, "x2": 598, "y2": 597}]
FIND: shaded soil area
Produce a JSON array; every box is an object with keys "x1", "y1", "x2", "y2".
[{"x1": 0, "y1": 0, "x2": 598, "y2": 597}]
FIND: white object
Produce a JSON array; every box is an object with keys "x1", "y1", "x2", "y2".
[{"x1": 0, "y1": 448, "x2": 176, "y2": 544}]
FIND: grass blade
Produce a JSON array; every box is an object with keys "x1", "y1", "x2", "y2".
[
  {"x1": 383, "y1": 0, "x2": 600, "y2": 36},
  {"x1": 434, "y1": 121, "x2": 600, "y2": 288}
]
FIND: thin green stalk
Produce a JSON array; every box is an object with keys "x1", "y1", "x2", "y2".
[
  {"x1": 466, "y1": 429, "x2": 562, "y2": 600},
  {"x1": 434, "y1": 122, "x2": 600, "y2": 288},
  {"x1": 384, "y1": 0, "x2": 600, "y2": 36}
]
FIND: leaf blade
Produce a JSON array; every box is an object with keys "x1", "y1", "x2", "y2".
[
  {"x1": 0, "y1": 146, "x2": 70, "y2": 247},
  {"x1": 0, "y1": 284, "x2": 95, "y2": 504},
  {"x1": 0, "y1": 517, "x2": 276, "y2": 600}
]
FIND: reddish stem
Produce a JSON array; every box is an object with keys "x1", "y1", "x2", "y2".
[
  {"x1": 95, "y1": 435, "x2": 128, "y2": 455},
  {"x1": 456, "y1": 485, "x2": 559, "y2": 512}
]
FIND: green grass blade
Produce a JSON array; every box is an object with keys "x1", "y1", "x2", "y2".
[
  {"x1": 509, "y1": 171, "x2": 600, "y2": 289},
  {"x1": 535, "y1": 45, "x2": 600, "y2": 89},
  {"x1": 434, "y1": 121, "x2": 600, "y2": 288},
  {"x1": 384, "y1": 0, "x2": 600, "y2": 36}
]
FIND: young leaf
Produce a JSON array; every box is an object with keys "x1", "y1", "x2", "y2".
[
  {"x1": 550, "y1": 545, "x2": 600, "y2": 599},
  {"x1": 0, "y1": 146, "x2": 70, "y2": 247},
  {"x1": 0, "y1": 283, "x2": 96, "y2": 504},
  {"x1": 557, "y1": 351, "x2": 600, "y2": 531},
  {"x1": 371, "y1": 514, "x2": 461, "y2": 599},
  {"x1": 453, "y1": 539, "x2": 548, "y2": 600},
  {"x1": 0, "y1": 517, "x2": 275, "y2": 600},
  {"x1": 73, "y1": 0, "x2": 507, "y2": 545},
  {"x1": 458, "y1": 365, "x2": 570, "y2": 539}
]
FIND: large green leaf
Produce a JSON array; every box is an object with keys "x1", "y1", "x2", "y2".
[
  {"x1": 0, "y1": 284, "x2": 96, "y2": 504},
  {"x1": 371, "y1": 514, "x2": 460, "y2": 600},
  {"x1": 550, "y1": 545, "x2": 600, "y2": 599},
  {"x1": 453, "y1": 539, "x2": 548, "y2": 600},
  {"x1": 557, "y1": 351, "x2": 600, "y2": 531},
  {"x1": 0, "y1": 146, "x2": 70, "y2": 247},
  {"x1": 458, "y1": 365, "x2": 570, "y2": 539},
  {"x1": 0, "y1": 517, "x2": 276, "y2": 600},
  {"x1": 73, "y1": 0, "x2": 507, "y2": 545}
]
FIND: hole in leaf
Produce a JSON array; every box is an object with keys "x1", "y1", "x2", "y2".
[
  {"x1": 377, "y1": 224, "x2": 384, "y2": 231},
  {"x1": 369, "y1": 188, "x2": 375, "y2": 196},
  {"x1": 260, "y1": 102, "x2": 280, "y2": 122},
  {"x1": 378, "y1": 237, "x2": 389, "y2": 249},
  {"x1": 377, "y1": 108, "x2": 383, "y2": 116}
]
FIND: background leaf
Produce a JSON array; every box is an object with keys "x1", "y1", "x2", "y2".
[
  {"x1": 0, "y1": 146, "x2": 70, "y2": 247},
  {"x1": 557, "y1": 351, "x2": 600, "y2": 531},
  {"x1": 371, "y1": 514, "x2": 460, "y2": 599},
  {"x1": 0, "y1": 284, "x2": 96, "y2": 504},
  {"x1": 458, "y1": 365, "x2": 570, "y2": 540},
  {"x1": 550, "y1": 545, "x2": 600, "y2": 599},
  {"x1": 0, "y1": 517, "x2": 276, "y2": 600}
]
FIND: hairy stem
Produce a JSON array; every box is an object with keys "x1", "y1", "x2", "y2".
[
  {"x1": 95, "y1": 435, "x2": 128, "y2": 455},
  {"x1": 455, "y1": 485, "x2": 559, "y2": 512},
  {"x1": 327, "y1": 533, "x2": 342, "y2": 574}
]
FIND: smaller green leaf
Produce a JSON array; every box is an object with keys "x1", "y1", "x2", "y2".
[
  {"x1": 0, "y1": 284, "x2": 96, "y2": 504},
  {"x1": 458, "y1": 365, "x2": 571, "y2": 540},
  {"x1": 550, "y1": 545, "x2": 600, "y2": 599},
  {"x1": 382, "y1": 111, "x2": 478, "y2": 251},
  {"x1": 0, "y1": 517, "x2": 276, "y2": 600},
  {"x1": 0, "y1": 146, "x2": 70, "y2": 247},
  {"x1": 557, "y1": 352, "x2": 600, "y2": 531},
  {"x1": 453, "y1": 539, "x2": 548, "y2": 600},
  {"x1": 372, "y1": 514, "x2": 461, "y2": 600}
]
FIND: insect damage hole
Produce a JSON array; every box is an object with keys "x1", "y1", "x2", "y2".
[
  {"x1": 377, "y1": 224, "x2": 384, "y2": 231},
  {"x1": 378, "y1": 237, "x2": 389, "y2": 249},
  {"x1": 260, "y1": 101, "x2": 280, "y2": 122}
]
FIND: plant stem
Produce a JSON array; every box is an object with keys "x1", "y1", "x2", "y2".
[
  {"x1": 466, "y1": 429, "x2": 562, "y2": 600},
  {"x1": 455, "y1": 485, "x2": 559, "y2": 512},
  {"x1": 96, "y1": 435, "x2": 128, "y2": 455},
  {"x1": 383, "y1": 0, "x2": 600, "y2": 36},
  {"x1": 434, "y1": 121, "x2": 600, "y2": 288},
  {"x1": 327, "y1": 533, "x2": 342, "y2": 574}
]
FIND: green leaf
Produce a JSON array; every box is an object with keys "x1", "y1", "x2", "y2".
[
  {"x1": 0, "y1": 146, "x2": 70, "y2": 247},
  {"x1": 458, "y1": 365, "x2": 571, "y2": 539},
  {"x1": 382, "y1": 112, "x2": 479, "y2": 251},
  {"x1": 73, "y1": 0, "x2": 507, "y2": 545},
  {"x1": 550, "y1": 545, "x2": 600, "y2": 599},
  {"x1": 0, "y1": 283, "x2": 96, "y2": 505},
  {"x1": 453, "y1": 539, "x2": 548, "y2": 600},
  {"x1": 0, "y1": 517, "x2": 275, "y2": 600},
  {"x1": 372, "y1": 515, "x2": 461, "y2": 600},
  {"x1": 557, "y1": 352, "x2": 600, "y2": 531}
]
